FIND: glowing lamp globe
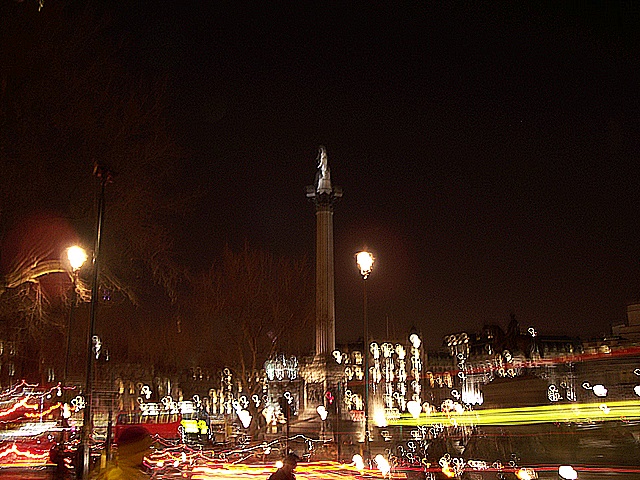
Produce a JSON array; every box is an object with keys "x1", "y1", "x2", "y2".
[
  {"x1": 356, "y1": 251, "x2": 374, "y2": 279},
  {"x1": 67, "y1": 246, "x2": 88, "y2": 271}
]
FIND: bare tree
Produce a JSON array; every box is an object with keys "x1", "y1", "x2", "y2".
[{"x1": 188, "y1": 244, "x2": 314, "y2": 416}]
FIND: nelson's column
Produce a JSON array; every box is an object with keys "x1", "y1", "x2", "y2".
[
  {"x1": 306, "y1": 145, "x2": 342, "y2": 358},
  {"x1": 302, "y1": 146, "x2": 343, "y2": 423}
]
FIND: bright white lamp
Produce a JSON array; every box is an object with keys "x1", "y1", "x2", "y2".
[{"x1": 67, "y1": 246, "x2": 88, "y2": 272}]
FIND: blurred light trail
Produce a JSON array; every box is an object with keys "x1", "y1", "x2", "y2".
[
  {"x1": 390, "y1": 399, "x2": 640, "y2": 427},
  {"x1": 424, "y1": 346, "x2": 640, "y2": 380},
  {"x1": 186, "y1": 461, "x2": 407, "y2": 479},
  {"x1": 0, "y1": 443, "x2": 51, "y2": 467}
]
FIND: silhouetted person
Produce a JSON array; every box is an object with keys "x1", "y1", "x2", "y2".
[
  {"x1": 268, "y1": 453, "x2": 300, "y2": 480},
  {"x1": 50, "y1": 442, "x2": 68, "y2": 478},
  {"x1": 74, "y1": 442, "x2": 85, "y2": 479},
  {"x1": 94, "y1": 426, "x2": 153, "y2": 479}
]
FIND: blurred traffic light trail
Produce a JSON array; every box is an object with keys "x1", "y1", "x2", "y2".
[{"x1": 390, "y1": 400, "x2": 640, "y2": 427}]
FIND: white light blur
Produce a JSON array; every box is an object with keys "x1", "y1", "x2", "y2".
[
  {"x1": 548, "y1": 384, "x2": 562, "y2": 402},
  {"x1": 92, "y1": 335, "x2": 102, "y2": 360},
  {"x1": 0, "y1": 421, "x2": 58, "y2": 438},
  {"x1": 232, "y1": 400, "x2": 252, "y2": 428},
  {"x1": 593, "y1": 384, "x2": 608, "y2": 397},
  {"x1": 374, "y1": 454, "x2": 391, "y2": 476},
  {"x1": 178, "y1": 400, "x2": 194, "y2": 414},
  {"x1": 409, "y1": 333, "x2": 421, "y2": 348},
  {"x1": 373, "y1": 407, "x2": 387, "y2": 427},
  {"x1": 141, "y1": 384, "x2": 152, "y2": 400},
  {"x1": 332, "y1": 350, "x2": 343, "y2": 364},
  {"x1": 352, "y1": 454, "x2": 365, "y2": 470},
  {"x1": 407, "y1": 400, "x2": 422, "y2": 418},
  {"x1": 71, "y1": 395, "x2": 85, "y2": 411},
  {"x1": 634, "y1": 385, "x2": 640, "y2": 397},
  {"x1": 316, "y1": 405, "x2": 328, "y2": 420},
  {"x1": 462, "y1": 383, "x2": 484, "y2": 406},
  {"x1": 237, "y1": 409, "x2": 252, "y2": 428},
  {"x1": 558, "y1": 465, "x2": 578, "y2": 479},
  {"x1": 263, "y1": 405, "x2": 275, "y2": 425},
  {"x1": 356, "y1": 251, "x2": 374, "y2": 279},
  {"x1": 67, "y1": 246, "x2": 88, "y2": 271},
  {"x1": 275, "y1": 460, "x2": 283, "y2": 469}
]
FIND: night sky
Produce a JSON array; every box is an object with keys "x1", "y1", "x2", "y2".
[{"x1": 84, "y1": 3, "x2": 640, "y2": 347}]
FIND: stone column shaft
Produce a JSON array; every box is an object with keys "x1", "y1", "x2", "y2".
[{"x1": 316, "y1": 204, "x2": 336, "y2": 355}]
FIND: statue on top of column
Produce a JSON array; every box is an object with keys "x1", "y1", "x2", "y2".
[{"x1": 316, "y1": 145, "x2": 332, "y2": 194}]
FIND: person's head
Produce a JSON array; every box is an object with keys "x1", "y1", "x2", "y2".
[
  {"x1": 282, "y1": 453, "x2": 300, "y2": 472},
  {"x1": 116, "y1": 426, "x2": 153, "y2": 467}
]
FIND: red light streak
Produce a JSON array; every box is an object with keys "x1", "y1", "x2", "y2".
[
  {"x1": 423, "y1": 345, "x2": 640, "y2": 380},
  {"x1": 0, "y1": 442, "x2": 51, "y2": 467},
  {"x1": 0, "y1": 398, "x2": 39, "y2": 418}
]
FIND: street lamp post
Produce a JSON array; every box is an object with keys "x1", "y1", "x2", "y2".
[
  {"x1": 356, "y1": 250, "x2": 374, "y2": 462},
  {"x1": 82, "y1": 164, "x2": 112, "y2": 478},
  {"x1": 64, "y1": 246, "x2": 87, "y2": 388}
]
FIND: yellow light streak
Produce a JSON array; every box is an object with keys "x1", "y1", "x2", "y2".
[
  {"x1": 188, "y1": 461, "x2": 408, "y2": 479},
  {"x1": 24, "y1": 402, "x2": 61, "y2": 418},
  {"x1": 389, "y1": 399, "x2": 640, "y2": 427}
]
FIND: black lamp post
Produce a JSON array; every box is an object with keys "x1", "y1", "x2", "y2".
[
  {"x1": 81, "y1": 164, "x2": 112, "y2": 478},
  {"x1": 355, "y1": 250, "x2": 374, "y2": 462}
]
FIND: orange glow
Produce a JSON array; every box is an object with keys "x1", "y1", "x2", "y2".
[
  {"x1": 155, "y1": 460, "x2": 408, "y2": 479},
  {"x1": 441, "y1": 465, "x2": 456, "y2": 478},
  {"x1": 24, "y1": 402, "x2": 61, "y2": 418},
  {"x1": 0, "y1": 397, "x2": 39, "y2": 418}
]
